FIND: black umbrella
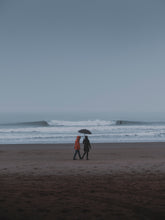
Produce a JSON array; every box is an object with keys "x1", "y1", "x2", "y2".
[{"x1": 78, "y1": 129, "x2": 92, "y2": 134}]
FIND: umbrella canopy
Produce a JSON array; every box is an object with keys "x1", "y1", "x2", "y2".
[{"x1": 78, "y1": 129, "x2": 92, "y2": 134}]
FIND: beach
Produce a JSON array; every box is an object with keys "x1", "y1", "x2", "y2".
[{"x1": 0, "y1": 142, "x2": 165, "y2": 219}]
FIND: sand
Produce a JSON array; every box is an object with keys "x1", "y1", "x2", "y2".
[{"x1": 0, "y1": 142, "x2": 165, "y2": 219}]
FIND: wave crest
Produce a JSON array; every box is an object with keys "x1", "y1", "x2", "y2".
[
  {"x1": 49, "y1": 120, "x2": 116, "y2": 127},
  {"x1": 20, "y1": 120, "x2": 49, "y2": 127},
  {"x1": 115, "y1": 120, "x2": 143, "y2": 125},
  {"x1": 0, "y1": 120, "x2": 49, "y2": 127}
]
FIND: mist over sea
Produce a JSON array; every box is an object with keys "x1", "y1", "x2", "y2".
[{"x1": 1, "y1": 112, "x2": 165, "y2": 144}]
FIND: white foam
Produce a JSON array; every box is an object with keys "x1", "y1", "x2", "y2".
[
  {"x1": 1, "y1": 119, "x2": 165, "y2": 144},
  {"x1": 49, "y1": 119, "x2": 115, "y2": 127}
]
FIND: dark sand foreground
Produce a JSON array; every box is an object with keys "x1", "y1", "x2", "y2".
[{"x1": 0, "y1": 142, "x2": 165, "y2": 219}]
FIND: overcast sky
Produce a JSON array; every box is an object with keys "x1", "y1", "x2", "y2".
[{"x1": 0, "y1": 0, "x2": 165, "y2": 114}]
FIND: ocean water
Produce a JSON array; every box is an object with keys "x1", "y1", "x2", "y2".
[{"x1": 1, "y1": 112, "x2": 165, "y2": 144}]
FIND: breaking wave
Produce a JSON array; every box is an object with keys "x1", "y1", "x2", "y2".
[
  {"x1": 0, "y1": 120, "x2": 49, "y2": 127},
  {"x1": 1, "y1": 119, "x2": 165, "y2": 128},
  {"x1": 48, "y1": 120, "x2": 116, "y2": 127},
  {"x1": 1, "y1": 118, "x2": 165, "y2": 144},
  {"x1": 115, "y1": 120, "x2": 165, "y2": 125},
  {"x1": 48, "y1": 119, "x2": 165, "y2": 127}
]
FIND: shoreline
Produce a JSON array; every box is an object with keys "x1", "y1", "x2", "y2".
[
  {"x1": 0, "y1": 142, "x2": 165, "y2": 175},
  {"x1": 0, "y1": 141, "x2": 165, "y2": 146}
]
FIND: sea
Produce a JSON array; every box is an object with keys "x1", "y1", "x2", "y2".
[{"x1": 0, "y1": 112, "x2": 165, "y2": 144}]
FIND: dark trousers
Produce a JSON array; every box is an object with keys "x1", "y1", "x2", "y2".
[
  {"x1": 73, "y1": 150, "x2": 81, "y2": 160},
  {"x1": 82, "y1": 151, "x2": 89, "y2": 160}
]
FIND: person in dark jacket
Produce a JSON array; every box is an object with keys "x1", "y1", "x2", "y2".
[{"x1": 81, "y1": 136, "x2": 91, "y2": 160}]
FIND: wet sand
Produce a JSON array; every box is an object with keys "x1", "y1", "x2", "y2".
[{"x1": 0, "y1": 142, "x2": 165, "y2": 219}]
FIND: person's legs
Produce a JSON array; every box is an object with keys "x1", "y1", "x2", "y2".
[
  {"x1": 81, "y1": 151, "x2": 86, "y2": 159},
  {"x1": 77, "y1": 150, "x2": 81, "y2": 159},
  {"x1": 86, "y1": 152, "x2": 89, "y2": 160},
  {"x1": 73, "y1": 150, "x2": 78, "y2": 160}
]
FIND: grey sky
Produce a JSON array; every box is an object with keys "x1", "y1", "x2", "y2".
[{"x1": 0, "y1": 0, "x2": 165, "y2": 114}]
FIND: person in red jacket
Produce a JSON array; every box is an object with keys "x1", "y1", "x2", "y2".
[{"x1": 73, "y1": 136, "x2": 81, "y2": 160}]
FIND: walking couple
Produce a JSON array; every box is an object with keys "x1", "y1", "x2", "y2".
[{"x1": 73, "y1": 136, "x2": 91, "y2": 160}]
